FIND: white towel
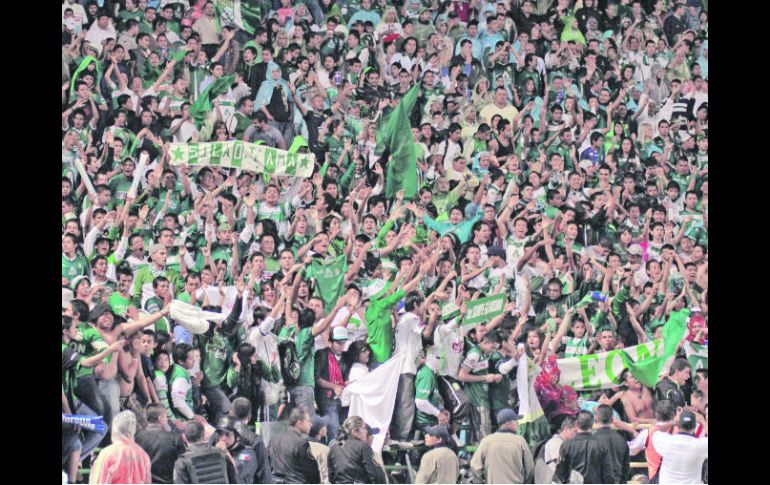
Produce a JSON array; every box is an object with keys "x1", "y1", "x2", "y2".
[{"x1": 169, "y1": 300, "x2": 227, "y2": 334}]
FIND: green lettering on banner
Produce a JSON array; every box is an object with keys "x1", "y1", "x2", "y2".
[
  {"x1": 245, "y1": 143, "x2": 260, "y2": 172},
  {"x1": 220, "y1": 142, "x2": 232, "y2": 166},
  {"x1": 188, "y1": 144, "x2": 198, "y2": 165},
  {"x1": 578, "y1": 354, "x2": 601, "y2": 388},
  {"x1": 605, "y1": 350, "x2": 630, "y2": 385},
  {"x1": 275, "y1": 150, "x2": 287, "y2": 175},
  {"x1": 635, "y1": 341, "x2": 654, "y2": 362},
  {"x1": 209, "y1": 142, "x2": 222, "y2": 165},
  {"x1": 231, "y1": 141, "x2": 243, "y2": 167},
  {"x1": 285, "y1": 153, "x2": 297, "y2": 175},
  {"x1": 198, "y1": 143, "x2": 210, "y2": 165},
  {"x1": 264, "y1": 148, "x2": 277, "y2": 174}
]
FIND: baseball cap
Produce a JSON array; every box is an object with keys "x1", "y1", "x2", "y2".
[
  {"x1": 310, "y1": 415, "x2": 328, "y2": 436},
  {"x1": 217, "y1": 222, "x2": 232, "y2": 232},
  {"x1": 627, "y1": 244, "x2": 643, "y2": 256},
  {"x1": 487, "y1": 246, "x2": 506, "y2": 258},
  {"x1": 89, "y1": 303, "x2": 113, "y2": 322},
  {"x1": 678, "y1": 410, "x2": 697, "y2": 430},
  {"x1": 424, "y1": 424, "x2": 450, "y2": 444},
  {"x1": 496, "y1": 408, "x2": 523, "y2": 427},
  {"x1": 331, "y1": 326, "x2": 349, "y2": 341},
  {"x1": 70, "y1": 275, "x2": 91, "y2": 291}
]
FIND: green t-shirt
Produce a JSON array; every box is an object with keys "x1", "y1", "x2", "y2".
[
  {"x1": 62, "y1": 253, "x2": 89, "y2": 282},
  {"x1": 108, "y1": 292, "x2": 132, "y2": 318},
  {"x1": 295, "y1": 326, "x2": 317, "y2": 388},
  {"x1": 200, "y1": 330, "x2": 231, "y2": 387},
  {"x1": 144, "y1": 296, "x2": 171, "y2": 333},
  {"x1": 415, "y1": 364, "x2": 442, "y2": 426},
  {"x1": 365, "y1": 288, "x2": 406, "y2": 363},
  {"x1": 488, "y1": 351, "x2": 512, "y2": 412},
  {"x1": 461, "y1": 345, "x2": 491, "y2": 408},
  {"x1": 70, "y1": 324, "x2": 109, "y2": 378},
  {"x1": 109, "y1": 174, "x2": 134, "y2": 204}
]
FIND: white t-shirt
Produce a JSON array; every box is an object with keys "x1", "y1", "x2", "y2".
[
  {"x1": 394, "y1": 312, "x2": 424, "y2": 375},
  {"x1": 652, "y1": 432, "x2": 708, "y2": 484},
  {"x1": 434, "y1": 319, "x2": 464, "y2": 380}
]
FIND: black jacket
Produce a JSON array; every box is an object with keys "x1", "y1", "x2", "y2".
[
  {"x1": 135, "y1": 424, "x2": 185, "y2": 484},
  {"x1": 314, "y1": 348, "x2": 351, "y2": 408},
  {"x1": 327, "y1": 438, "x2": 387, "y2": 484},
  {"x1": 268, "y1": 427, "x2": 320, "y2": 484},
  {"x1": 173, "y1": 442, "x2": 238, "y2": 484},
  {"x1": 594, "y1": 427, "x2": 630, "y2": 483},
  {"x1": 655, "y1": 377, "x2": 687, "y2": 409},
  {"x1": 554, "y1": 432, "x2": 617, "y2": 484},
  {"x1": 234, "y1": 422, "x2": 273, "y2": 484}
]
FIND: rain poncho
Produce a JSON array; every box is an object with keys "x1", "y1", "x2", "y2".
[{"x1": 560, "y1": 16, "x2": 587, "y2": 45}]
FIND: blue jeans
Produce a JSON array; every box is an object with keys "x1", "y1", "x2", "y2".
[
  {"x1": 97, "y1": 378, "x2": 120, "y2": 425},
  {"x1": 289, "y1": 385, "x2": 315, "y2": 416},
  {"x1": 319, "y1": 400, "x2": 342, "y2": 442}
]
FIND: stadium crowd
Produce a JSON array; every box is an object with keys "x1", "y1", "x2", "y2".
[{"x1": 61, "y1": 0, "x2": 708, "y2": 483}]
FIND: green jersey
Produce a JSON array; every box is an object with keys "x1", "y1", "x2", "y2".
[
  {"x1": 488, "y1": 351, "x2": 513, "y2": 412},
  {"x1": 461, "y1": 345, "x2": 492, "y2": 408},
  {"x1": 108, "y1": 292, "x2": 132, "y2": 318},
  {"x1": 62, "y1": 253, "x2": 89, "y2": 282},
  {"x1": 69, "y1": 324, "x2": 109, "y2": 378},
  {"x1": 365, "y1": 288, "x2": 406, "y2": 363},
  {"x1": 415, "y1": 364, "x2": 443, "y2": 426},
  {"x1": 108, "y1": 174, "x2": 134, "y2": 205},
  {"x1": 200, "y1": 330, "x2": 232, "y2": 388},
  {"x1": 131, "y1": 265, "x2": 183, "y2": 307},
  {"x1": 295, "y1": 326, "x2": 317, "y2": 388},
  {"x1": 144, "y1": 296, "x2": 171, "y2": 333}
]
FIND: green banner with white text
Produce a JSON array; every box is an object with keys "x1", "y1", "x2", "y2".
[
  {"x1": 168, "y1": 141, "x2": 315, "y2": 177},
  {"x1": 462, "y1": 293, "x2": 506, "y2": 326}
]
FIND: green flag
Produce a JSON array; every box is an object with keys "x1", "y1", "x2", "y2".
[
  {"x1": 189, "y1": 74, "x2": 235, "y2": 129},
  {"x1": 623, "y1": 309, "x2": 689, "y2": 387},
  {"x1": 310, "y1": 255, "x2": 348, "y2": 313},
  {"x1": 215, "y1": 0, "x2": 260, "y2": 35},
  {"x1": 377, "y1": 85, "x2": 419, "y2": 199}
]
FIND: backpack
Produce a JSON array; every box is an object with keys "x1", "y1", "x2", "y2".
[{"x1": 278, "y1": 340, "x2": 301, "y2": 387}]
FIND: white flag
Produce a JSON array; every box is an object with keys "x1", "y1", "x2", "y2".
[{"x1": 341, "y1": 352, "x2": 406, "y2": 454}]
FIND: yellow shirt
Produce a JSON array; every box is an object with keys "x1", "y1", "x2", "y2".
[{"x1": 479, "y1": 103, "x2": 520, "y2": 126}]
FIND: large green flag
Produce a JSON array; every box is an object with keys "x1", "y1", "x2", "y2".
[
  {"x1": 189, "y1": 74, "x2": 235, "y2": 129},
  {"x1": 624, "y1": 309, "x2": 689, "y2": 387},
  {"x1": 215, "y1": 0, "x2": 260, "y2": 35},
  {"x1": 376, "y1": 85, "x2": 419, "y2": 199},
  {"x1": 310, "y1": 255, "x2": 348, "y2": 313}
]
